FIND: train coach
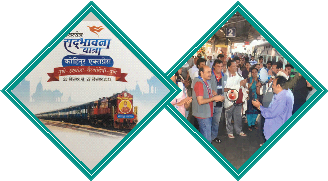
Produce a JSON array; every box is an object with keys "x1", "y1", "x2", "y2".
[{"x1": 35, "y1": 91, "x2": 138, "y2": 130}]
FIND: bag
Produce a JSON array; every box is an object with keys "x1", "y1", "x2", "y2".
[{"x1": 235, "y1": 88, "x2": 244, "y2": 104}]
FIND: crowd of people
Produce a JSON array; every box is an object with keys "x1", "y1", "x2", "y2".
[{"x1": 171, "y1": 52, "x2": 316, "y2": 146}]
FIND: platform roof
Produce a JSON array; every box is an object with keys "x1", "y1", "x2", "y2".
[{"x1": 208, "y1": 12, "x2": 262, "y2": 46}]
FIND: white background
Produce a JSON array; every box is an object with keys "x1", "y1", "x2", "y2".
[{"x1": 1, "y1": 0, "x2": 327, "y2": 180}]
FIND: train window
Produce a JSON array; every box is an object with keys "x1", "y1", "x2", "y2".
[{"x1": 101, "y1": 101, "x2": 107, "y2": 108}]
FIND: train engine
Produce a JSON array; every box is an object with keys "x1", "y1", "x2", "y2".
[
  {"x1": 113, "y1": 91, "x2": 138, "y2": 129},
  {"x1": 90, "y1": 91, "x2": 138, "y2": 130}
]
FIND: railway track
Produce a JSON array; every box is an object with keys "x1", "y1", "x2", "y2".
[{"x1": 40, "y1": 119, "x2": 128, "y2": 137}]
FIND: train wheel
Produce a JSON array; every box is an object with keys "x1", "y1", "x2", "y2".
[
  {"x1": 91, "y1": 119, "x2": 96, "y2": 126},
  {"x1": 113, "y1": 121, "x2": 118, "y2": 129},
  {"x1": 114, "y1": 121, "x2": 122, "y2": 129},
  {"x1": 109, "y1": 121, "x2": 113, "y2": 128},
  {"x1": 122, "y1": 120, "x2": 129, "y2": 129},
  {"x1": 96, "y1": 120, "x2": 103, "y2": 127},
  {"x1": 103, "y1": 121, "x2": 109, "y2": 128}
]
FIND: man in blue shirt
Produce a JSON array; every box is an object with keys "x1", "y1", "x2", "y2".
[
  {"x1": 210, "y1": 59, "x2": 225, "y2": 143},
  {"x1": 252, "y1": 76, "x2": 294, "y2": 140}
]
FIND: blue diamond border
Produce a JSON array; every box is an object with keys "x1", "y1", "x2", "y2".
[
  {"x1": 0, "y1": 1, "x2": 180, "y2": 180},
  {"x1": 165, "y1": 1, "x2": 327, "y2": 180}
]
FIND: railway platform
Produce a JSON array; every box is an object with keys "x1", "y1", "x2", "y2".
[{"x1": 212, "y1": 116, "x2": 262, "y2": 169}]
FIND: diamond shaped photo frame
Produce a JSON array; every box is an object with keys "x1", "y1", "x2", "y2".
[
  {"x1": 0, "y1": 1, "x2": 179, "y2": 180},
  {"x1": 165, "y1": 1, "x2": 327, "y2": 180}
]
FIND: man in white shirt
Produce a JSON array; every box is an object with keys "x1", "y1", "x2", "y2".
[
  {"x1": 223, "y1": 60, "x2": 248, "y2": 138},
  {"x1": 249, "y1": 56, "x2": 257, "y2": 66},
  {"x1": 188, "y1": 54, "x2": 201, "y2": 81},
  {"x1": 206, "y1": 56, "x2": 214, "y2": 69}
]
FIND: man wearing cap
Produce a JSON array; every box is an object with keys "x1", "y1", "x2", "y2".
[{"x1": 206, "y1": 56, "x2": 215, "y2": 69}]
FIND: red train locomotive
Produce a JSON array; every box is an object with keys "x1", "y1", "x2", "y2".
[{"x1": 36, "y1": 91, "x2": 138, "y2": 130}]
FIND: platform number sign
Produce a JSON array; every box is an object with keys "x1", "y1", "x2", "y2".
[{"x1": 226, "y1": 27, "x2": 236, "y2": 37}]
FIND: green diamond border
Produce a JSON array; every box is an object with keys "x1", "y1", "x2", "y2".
[
  {"x1": 0, "y1": 1, "x2": 180, "y2": 180},
  {"x1": 165, "y1": 1, "x2": 327, "y2": 180}
]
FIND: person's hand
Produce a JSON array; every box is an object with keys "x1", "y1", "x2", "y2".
[
  {"x1": 218, "y1": 95, "x2": 225, "y2": 102},
  {"x1": 184, "y1": 98, "x2": 192, "y2": 107},
  {"x1": 213, "y1": 95, "x2": 225, "y2": 102},
  {"x1": 281, "y1": 69, "x2": 288, "y2": 76},
  {"x1": 184, "y1": 97, "x2": 192, "y2": 102},
  {"x1": 212, "y1": 91, "x2": 218, "y2": 96},
  {"x1": 179, "y1": 96, "x2": 192, "y2": 105},
  {"x1": 183, "y1": 79, "x2": 190, "y2": 88},
  {"x1": 240, "y1": 79, "x2": 247, "y2": 87},
  {"x1": 252, "y1": 99, "x2": 262, "y2": 109}
]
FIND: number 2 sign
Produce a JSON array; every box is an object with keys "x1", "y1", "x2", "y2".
[{"x1": 226, "y1": 27, "x2": 236, "y2": 37}]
